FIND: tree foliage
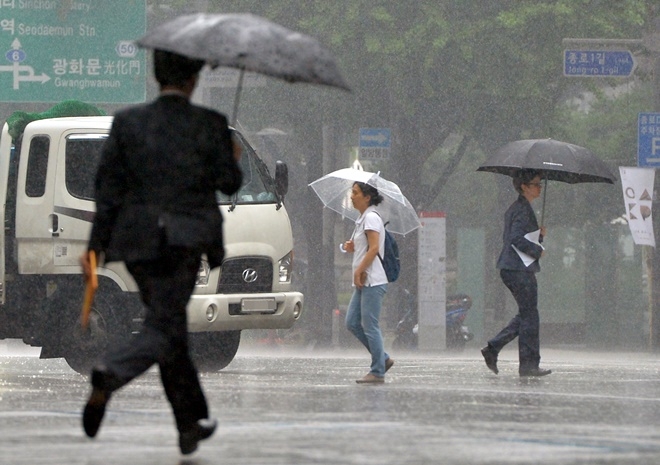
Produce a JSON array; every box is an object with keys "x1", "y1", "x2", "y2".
[{"x1": 148, "y1": 0, "x2": 657, "y2": 341}]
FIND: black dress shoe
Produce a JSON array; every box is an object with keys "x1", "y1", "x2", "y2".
[
  {"x1": 481, "y1": 346, "x2": 498, "y2": 374},
  {"x1": 82, "y1": 368, "x2": 115, "y2": 438},
  {"x1": 82, "y1": 386, "x2": 110, "y2": 438},
  {"x1": 179, "y1": 418, "x2": 218, "y2": 455},
  {"x1": 520, "y1": 368, "x2": 552, "y2": 377}
]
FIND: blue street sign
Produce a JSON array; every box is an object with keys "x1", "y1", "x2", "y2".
[
  {"x1": 359, "y1": 128, "x2": 391, "y2": 148},
  {"x1": 638, "y1": 113, "x2": 660, "y2": 167},
  {"x1": 564, "y1": 50, "x2": 636, "y2": 77},
  {"x1": 359, "y1": 128, "x2": 391, "y2": 161}
]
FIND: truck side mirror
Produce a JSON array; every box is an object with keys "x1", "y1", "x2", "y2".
[{"x1": 275, "y1": 161, "x2": 288, "y2": 198}]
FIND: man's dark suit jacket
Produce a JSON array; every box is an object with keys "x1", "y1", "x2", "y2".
[
  {"x1": 496, "y1": 195, "x2": 543, "y2": 273},
  {"x1": 88, "y1": 94, "x2": 242, "y2": 269}
]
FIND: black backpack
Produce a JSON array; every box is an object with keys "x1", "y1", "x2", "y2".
[{"x1": 368, "y1": 213, "x2": 400, "y2": 282}]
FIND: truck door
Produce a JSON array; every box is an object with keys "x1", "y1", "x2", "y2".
[
  {"x1": 0, "y1": 124, "x2": 14, "y2": 303},
  {"x1": 51, "y1": 131, "x2": 107, "y2": 271},
  {"x1": 14, "y1": 132, "x2": 58, "y2": 274},
  {"x1": 15, "y1": 128, "x2": 107, "y2": 274}
]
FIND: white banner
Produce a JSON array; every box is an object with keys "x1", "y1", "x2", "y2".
[
  {"x1": 619, "y1": 167, "x2": 655, "y2": 247},
  {"x1": 417, "y1": 211, "x2": 446, "y2": 350}
]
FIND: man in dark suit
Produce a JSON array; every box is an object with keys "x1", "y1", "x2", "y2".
[
  {"x1": 80, "y1": 49, "x2": 242, "y2": 455},
  {"x1": 481, "y1": 169, "x2": 552, "y2": 377}
]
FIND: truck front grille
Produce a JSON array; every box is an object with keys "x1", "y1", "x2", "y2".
[{"x1": 217, "y1": 257, "x2": 273, "y2": 294}]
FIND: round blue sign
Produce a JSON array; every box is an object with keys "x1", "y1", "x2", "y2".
[{"x1": 5, "y1": 49, "x2": 26, "y2": 63}]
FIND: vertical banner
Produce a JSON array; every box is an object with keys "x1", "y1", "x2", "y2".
[
  {"x1": 417, "y1": 211, "x2": 446, "y2": 350},
  {"x1": 619, "y1": 167, "x2": 655, "y2": 247}
]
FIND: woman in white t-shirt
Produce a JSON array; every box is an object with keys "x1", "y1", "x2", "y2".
[{"x1": 341, "y1": 182, "x2": 394, "y2": 383}]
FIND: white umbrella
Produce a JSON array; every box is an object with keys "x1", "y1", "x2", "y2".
[{"x1": 309, "y1": 168, "x2": 421, "y2": 235}]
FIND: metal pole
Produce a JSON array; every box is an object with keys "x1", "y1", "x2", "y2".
[
  {"x1": 540, "y1": 177, "x2": 548, "y2": 227},
  {"x1": 564, "y1": 19, "x2": 660, "y2": 349},
  {"x1": 231, "y1": 69, "x2": 245, "y2": 126},
  {"x1": 650, "y1": 12, "x2": 660, "y2": 350},
  {"x1": 562, "y1": 38, "x2": 643, "y2": 47}
]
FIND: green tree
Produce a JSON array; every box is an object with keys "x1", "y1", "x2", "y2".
[{"x1": 150, "y1": 0, "x2": 656, "y2": 343}]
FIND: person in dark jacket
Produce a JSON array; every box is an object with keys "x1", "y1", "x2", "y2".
[
  {"x1": 80, "y1": 49, "x2": 242, "y2": 455},
  {"x1": 481, "y1": 169, "x2": 552, "y2": 377}
]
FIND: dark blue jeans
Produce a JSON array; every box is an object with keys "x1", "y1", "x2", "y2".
[{"x1": 488, "y1": 269, "x2": 540, "y2": 372}]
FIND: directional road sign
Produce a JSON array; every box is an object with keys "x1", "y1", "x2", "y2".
[
  {"x1": 564, "y1": 50, "x2": 636, "y2": 77},
  {"x1": 359, "y1": 128, "x2": 391, "y2": 148},
  {"x1": 638, "y1": 113, "x2": 660, "y2": 168},
  {"x1": 359, "y1": 128, "x2": 391, "y2": 161},
  {"x1": 0, "y1": 1, "x2": 146, "y2": 103}
]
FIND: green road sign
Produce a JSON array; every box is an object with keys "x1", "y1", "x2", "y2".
[{"x1": 0, "y1": 1, "x2": 146, "y2": 103}]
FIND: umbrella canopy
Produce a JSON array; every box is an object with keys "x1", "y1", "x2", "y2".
[
  {"x1": 136, "y1": 13, "x2": 350, "y2": 123},
  {"x1": 309, "y1": 168, "x2": 421, "y2": 236},
  {"x1": 477, "y1": 138, "x2": 616, "y2": 226},
  {"x1": 477, "y1": 138, "x2": 616, "y2": 184}
]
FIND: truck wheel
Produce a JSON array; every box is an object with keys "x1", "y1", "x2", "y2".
[
  {"x1": 62, "y1": 307, "x2": 109, "y2": 374},
  {"x1": 189, "y1": 330, "x2": 241, "y2": 372}
]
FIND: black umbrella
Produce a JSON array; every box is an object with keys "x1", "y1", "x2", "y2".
[
  {"x1": 136, "y1": 13, "x2": 350, "y2": 123},
  {"x1": 477, "y1": 138, "x2": 616, "y2": 224}
]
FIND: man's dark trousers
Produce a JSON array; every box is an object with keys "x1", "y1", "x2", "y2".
[
  {"x1": 96, "y1": 246, "x2": 208, "y2": 433},
  {"x1": 487, "y1": 269, "x2": 541, "y2": 372}
]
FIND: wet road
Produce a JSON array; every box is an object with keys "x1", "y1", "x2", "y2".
[{"x1": 1, "y1": 342, "x2": 659, "y2": 464}]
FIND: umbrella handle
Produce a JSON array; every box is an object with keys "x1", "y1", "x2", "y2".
[
  {"x1": 540, "y1": 177, "x2": 548, "y2": 227},
  {"x1": 231, "y1": 68, "x2": 245, "y2": 126}
]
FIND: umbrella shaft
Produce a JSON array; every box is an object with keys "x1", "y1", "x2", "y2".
[
  {"x1": 231, "y1": 69, "x2": 245, "y2": 126},
  {"x1": 540, "y1": 179, "x2": 547, "y2": 227}
]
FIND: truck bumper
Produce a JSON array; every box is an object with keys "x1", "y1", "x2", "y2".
[{"x1": 186, "y1": 292, "x2": 304, "y2": 332}]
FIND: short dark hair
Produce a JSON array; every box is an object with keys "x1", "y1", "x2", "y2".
[
  {"x1": 153, "y1": 49, "x2": 205, "y2": 87},
  {"x1": 354, "y1": 182, "x2": 384, "y2": 206},
  {"x1": 512, "y1": 169, "x2": 541, "y2": 194}
]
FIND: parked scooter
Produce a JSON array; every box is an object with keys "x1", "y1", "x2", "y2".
[{"x1": 392, "y1": 290, "x2": 474, "y2": 350}]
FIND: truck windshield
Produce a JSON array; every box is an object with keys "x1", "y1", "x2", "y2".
[
  {"x1": 216, "y1": 131, "x2": 278, "y2": 205},
  {"x1": 64, "y1": 130, "x2": 277, "y2": 205}
]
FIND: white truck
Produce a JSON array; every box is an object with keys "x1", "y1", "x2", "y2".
[{"x1": 0, "y1": 113, "x2": 303, "y2": 373}]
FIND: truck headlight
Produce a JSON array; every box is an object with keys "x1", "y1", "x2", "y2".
[
  {"x1": 278, "y1": 251, "x2": 293, "y2": 283},
  {"x1": 196, "y1": 258, "x2": 211, "y2": 286}
]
